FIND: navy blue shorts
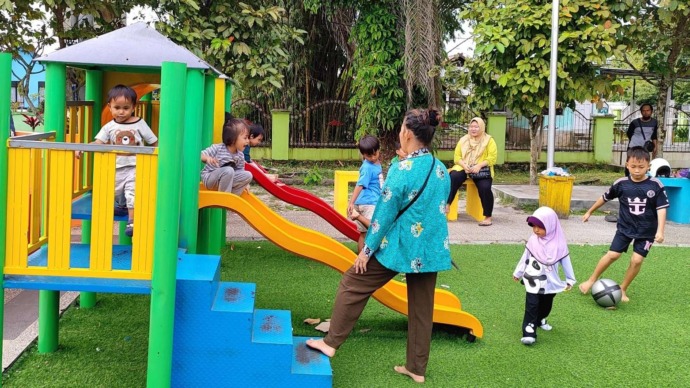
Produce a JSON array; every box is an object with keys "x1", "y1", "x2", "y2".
[{"x1": 610, "y1": 231, "x2": 654, "y2": 258}]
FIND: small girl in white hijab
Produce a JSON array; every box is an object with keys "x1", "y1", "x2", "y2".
[{"x1": 513, "y1": 206, "x2": 576, "y2": 345}]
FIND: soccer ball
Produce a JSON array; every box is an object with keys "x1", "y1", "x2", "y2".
[{"x1": 591, "y1": 278, "x2": 622, "y2": 307}]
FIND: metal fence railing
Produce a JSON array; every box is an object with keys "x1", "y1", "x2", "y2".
[
  {"x1": 438, "y1": 100, "x2": 477, "y2": 150},
  {"x1": 231, "y1": 99, "x2": 273, "y2": 146},
  {"x1": 289, "y1": 100, "x2": 357, "y2": 148},
  {"x1": 506, "y1": 108, "x2": 593, "y2": 151}
]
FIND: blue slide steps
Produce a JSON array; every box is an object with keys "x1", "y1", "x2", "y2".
[{"x1": 172, "y1": 252, "x2": 332, "y2": 387}]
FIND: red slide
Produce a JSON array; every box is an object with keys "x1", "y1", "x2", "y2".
[{"x1": 246, "y1": 162, "x2": 360, "y2": 242}]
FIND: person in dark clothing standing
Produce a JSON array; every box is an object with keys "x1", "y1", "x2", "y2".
[{"x1": 626, "y1": 103, "x2": 658, "y2": 159}]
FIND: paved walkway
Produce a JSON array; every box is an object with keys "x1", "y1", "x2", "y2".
[{"x1": 4, "y1": 184, "x2": 688, "y2": 371}]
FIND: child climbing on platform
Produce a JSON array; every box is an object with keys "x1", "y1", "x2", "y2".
[{"x1": 200, "y1": 118, "x2": 252, "y2": 195}]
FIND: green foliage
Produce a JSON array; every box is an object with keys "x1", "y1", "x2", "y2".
[
  {"x1": 462, "y1": 0, "x2": 618, "y2": 118},
  {"x1": 155, "y1": 1, "x2": 306, "y2": 100},
  {"x1": 303, "y1": 165, "x2": 324, "y2": 185},
  {"x1": 348, "y1": 2, "x2": 405, "y2": 139},
  {"x1": 461, "y1": 0, "x2": 619, "y2": 182}
]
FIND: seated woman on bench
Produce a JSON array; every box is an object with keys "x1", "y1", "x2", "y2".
[{"x1": 446, "y1": 117, "x2": 497, "y2": 226}]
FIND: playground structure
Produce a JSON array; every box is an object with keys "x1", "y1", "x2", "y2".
[{"x1": 0, "y1": 23, "x2": 482, "y2": 386}]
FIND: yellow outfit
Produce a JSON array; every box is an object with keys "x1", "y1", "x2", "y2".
[{"x1": 449, "y1": 136, "x2": 498, "y2": 177}]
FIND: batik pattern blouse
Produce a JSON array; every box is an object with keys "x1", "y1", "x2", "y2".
[{"x1": 363, "y1": 150, "x2": 452, "y2": 273}]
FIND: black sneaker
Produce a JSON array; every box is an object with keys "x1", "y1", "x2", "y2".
[
  {"x1": 604, "y1": 213, "x2": 618, "y2": 222},
  {"x1": 125, "y1": 221, "x2": 134, "y2": 237}
]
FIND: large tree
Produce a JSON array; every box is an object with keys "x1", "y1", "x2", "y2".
[
  {"x1": 462, "y1": 0, "x2": 619, "y2": 183},
  {"x1": 153, "y1": 1, "x2": 307, "y2": 102},
  {"x1": 613, "y1": 1, "x2": 690, "y2": 157},
  {"x1": 305, "y1": 0, "x2": 469, "y2": 153}
]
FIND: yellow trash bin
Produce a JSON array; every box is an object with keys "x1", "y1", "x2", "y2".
[{"x1": 538, "y1": 175, "x2": 575, "y2": 218}]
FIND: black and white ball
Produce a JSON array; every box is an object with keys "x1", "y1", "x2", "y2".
[{"x1": 591, "y1": 278, "x2": 622, "y2": 307}]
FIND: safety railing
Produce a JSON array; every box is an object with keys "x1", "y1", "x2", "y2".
[
  {"x1": 4, "y1": 134, "x2": 158, "y2": 280},
  {"x1": 66, "y1": 101, "x2": 95, "y2": 197}
]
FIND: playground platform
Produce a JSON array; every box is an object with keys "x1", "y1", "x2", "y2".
[{"x1": 4, "y1": 184, "x2": 688, "y2": 372}]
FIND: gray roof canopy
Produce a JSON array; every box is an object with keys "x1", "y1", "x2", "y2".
[{"x1": 38, "y1": 22, "x2": 219, "y2": 73}]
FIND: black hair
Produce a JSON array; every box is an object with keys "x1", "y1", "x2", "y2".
[
  {"x1": 248, "y1": 123, "x2": 265, "y2": 139},
  {"x1": 640, "y1": 103, "x2": 653, "y2": 112},
  {"x1": 358, "y1": 135, "x2": 380, "y2": 156},
  {"x1": 107, "y1": 84, "x2": 137, "y2": 105},
  {"x1": 222, "y1": 118, "x2": 249, "y2": 146},
  {"x1": 224, "y1": 112, "x2": 234, "y2": 124},
  {"x1": 626, "y1": 146, "x2": 650, "y2": 162},
  {"x1": 403, "y1": 107, "x2": 441, "y2": 145},
  {"x1": 394, "y1": 141, "x2": 401, "y2": 150}
]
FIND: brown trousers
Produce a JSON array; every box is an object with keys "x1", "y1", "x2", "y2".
[{"x1": 324, "y1": 256, "x2": 438, "y2": 376}]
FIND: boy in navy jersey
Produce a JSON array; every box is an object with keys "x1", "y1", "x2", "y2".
[{"x1": 579, "y1": 147, "x2": 669, "y2": 302}]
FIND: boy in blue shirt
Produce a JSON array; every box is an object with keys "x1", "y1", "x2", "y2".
[
  {"x1": 243, "y1": 123, "x2": 265, "y2": 163},
  {"x1": 348, "y1": 135, "x2": 383, "y2": 252}
]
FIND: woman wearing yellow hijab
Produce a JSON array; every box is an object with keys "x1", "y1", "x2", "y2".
[{"x1": 447, "y1": 117, "x2": 498, "y2": 226}]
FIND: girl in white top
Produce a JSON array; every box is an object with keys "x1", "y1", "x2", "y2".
[{"x1": 513, "y1": 206, "x2": 576, "y2": 345}]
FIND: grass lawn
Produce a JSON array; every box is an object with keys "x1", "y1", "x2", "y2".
[{"x1": 4, "y1": 241, "x2": 689, "y2": 387}]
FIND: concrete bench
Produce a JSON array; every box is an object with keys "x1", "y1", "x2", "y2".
[
  {"x1": 658, "y1": 177, "x2": 690, "y2": 224},
  {"x1": 447, "y1": 179, "x2": 483, "y2": 222}
]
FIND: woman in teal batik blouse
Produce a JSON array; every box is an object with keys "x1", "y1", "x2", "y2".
[{"x1": 307, "y1": 108, "x2": 451, "y2": 384}]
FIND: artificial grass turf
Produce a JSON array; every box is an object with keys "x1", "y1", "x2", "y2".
[{"x1": 3, "y1": 241, "x2": 690, "y2": 387}]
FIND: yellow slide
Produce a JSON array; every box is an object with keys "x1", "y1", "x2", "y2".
[{"x1": 198, "y1": 190, "x2": 483, "y2": 339}]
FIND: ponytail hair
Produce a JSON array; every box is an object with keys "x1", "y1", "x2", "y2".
[{"x1": 403, "y1": 107, "x2": 442, "y2": 146}]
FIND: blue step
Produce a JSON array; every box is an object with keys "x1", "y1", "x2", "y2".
[
  {"x1": 252, "y1": 309, "x2": 293, "y2": 345},
  {"x1": 212, "y1": 281, "x2": 256, "y2": 314},
  {"x1": 175, "y1": 253, "x2": 221, "y2": 312},
  {"x1": 171, "y1": 253, "x2": 331, "y2": 387},
  {"x1": 291, "y1": 337, "x2": 333, "y2": 385}
]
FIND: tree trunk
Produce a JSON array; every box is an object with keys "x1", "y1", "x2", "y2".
[
  {"x1": 528, "y1": 114, "x2": 544, "y2": 185},
  {"x1": 655, "y1": 77, "x2": 672, "y2": 159}
]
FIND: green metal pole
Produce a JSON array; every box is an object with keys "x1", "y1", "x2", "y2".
[
  {"x1": 79, "y1": 69, "x2": 103, "y2": 309},
  {"x1": 197, "y1": 75, "x2": 216, "y2": 254},
  {"x1": 225, "y1": 81, "x2": 233, "y2": 113},
  {"x1": 79, "y1": 221, "x2": 96, "y2": 308},
  {"x1": 0, "y1": 52, "x2": 13, "y2": 380},
  {"x1": 140, "y1": 92, "x2": 153, "y2": 124},
  {"x1": 179, "y1": 70, "x2": 204, "y2": 253},
  {"x1": 38, "y1": 62, "x2": 67, "y2": 353},
  {"x1": 146, "y1": 61, "x2": 187, "y2": 388}
]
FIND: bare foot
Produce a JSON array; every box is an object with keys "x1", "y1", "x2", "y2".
[
  {"x1": 621, "y1": 291, "x2": 630, "y2": 303},
  {"x1": 305, "y1": 338, "x2": 336, "y2": 358},
  {"x1": 579, "y1": 280, "x2": 593, "y2": 294},
  {"x1": 394, "y1": 365, "x2": 425, "y2": 383}
]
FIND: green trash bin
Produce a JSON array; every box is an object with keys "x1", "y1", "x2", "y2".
[{"x1": 538, "y1": 175, "x2": 575, "y2": 218}]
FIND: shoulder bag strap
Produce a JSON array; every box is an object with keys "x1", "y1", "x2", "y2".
[
  {"x1": 638, "y1": 121, "x2": 647, "y2": 141},
  {"x1": 394, "y1": 157, "x2": 435, "y2": 221}
]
